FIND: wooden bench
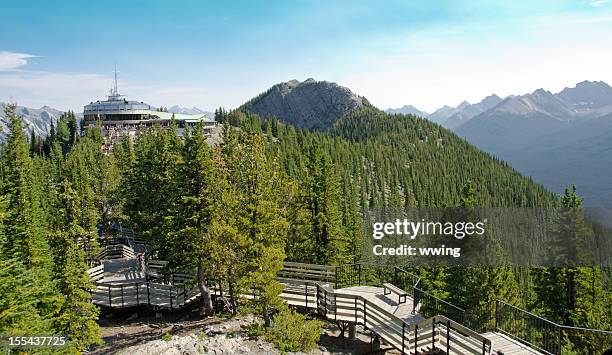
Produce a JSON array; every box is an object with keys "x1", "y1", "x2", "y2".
[{"x1": 383, "y1": 283, "x2": 408, "y2": 304}]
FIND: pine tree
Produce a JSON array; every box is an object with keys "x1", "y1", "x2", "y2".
[
  {"x1": 52, "y1": 180, "x2": 101, "y2": 351},
  {"x1": 445, "y1": 180, "x2": 520, "y2": 328},
  {"x1": 305, "y1": 147, "x2": 347, "y2": 264},
  {"x1": 532, "y1": 186, "x2": 609, "y2": 352},
  {"x1": 67, "y1": 111, "x2": 79, "y2": 147},
  {"x1": 228, "y1": 132, "x2": 290, "y2": 326},
  {"x1": 124, "y1": 125, "x2": 183, "y2": 243},
  {"x1": 165, "y1": 123, "x2": 217, "y2": 315},
  {"x1": 0, "y1": 103, "x2": 61, "y2": 335},
  {"x1": 0, "y1": 185, "x2": 52, "y2": 336}
]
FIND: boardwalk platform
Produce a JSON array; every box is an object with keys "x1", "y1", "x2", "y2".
[
  {"x1": 482, "y1": 332, "x2": 544, "y2": 354},
  {"x1": 101, "y1": 258, "x2": 145, "y2": 284},
  {"x1": 334, "y1": 286, "x2": 423, "y2": 323}
]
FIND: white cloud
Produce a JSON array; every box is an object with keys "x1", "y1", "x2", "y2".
[
  {"x1": 0, "y1": 51, "x2": 38, "y2": 71},
  {"x1": 0, "y1": 70, "x2": 112, "y2": 110},
  {"x1": 590, "y1": 0, "x2": 609, "y2": 7}
]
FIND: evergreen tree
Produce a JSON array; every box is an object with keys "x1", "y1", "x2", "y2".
[
  {"x1": 52, "y1": 180, "x2": 101, "y2": 351},
  {"x1": 305, "y1": 147, "x2": 347, "y2": 264},
  {"x1": 165, "y1": 123, "x2": 217, "y2": 315},
  {"x1": 228, "y1": 132, "x2": 290, "y2": 326},
  {"x1": 445, "y1": 181, "x2": 520, "y2": 328},
  {"x1": 0, "y1": 183, "x2": 52, "y2": 336},
  {"x1": 532, "y1": 186, "x2": 609, "y2": 352},
  {"x1": 0, "y1": 103, "x2": 60, "y2": 335},
  {"x1": 124, "y1": 124, "x2": 183, "y2": 243}
]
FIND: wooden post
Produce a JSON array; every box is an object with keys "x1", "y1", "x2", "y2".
[
  {"x1": 335, "y1": 266, "x2": 339, "y2": 288},
  {"x1": 446, "y1": 320, "x2": 450, "y2": 354},
  {"x1": 432, "y1": 316, "x2": 436, "y2": 350},
  {"x1": 495, "y1": 299, "x2": 500, "y2": 330},
  {"x1": 169, "y1": 285, "x2": 173, "y2": 309},
  {"x1": 147, "y1": 282, "x2": 150, "y2": 305},
  {"x1": 305, "y1": 283, "x2": 308, "y2": 308},
  {"x1": 324, "y1": 289, "x2": 328, "y2": 317},
  {"x1": 364, "y1": 299, "x2": 367, "y2": 328},
  {"x1": 108, "y1": 285, "x2": 112, "y2": 307},
  {"x1": 136, "y1": 283, "x2": 139, "y2": 304},
  {"x1": 414, "y1": 324, "x2": 418, "y2": 352},
  {"x1": 121, "y1": 284, "x2": 124, "y2": 306},
  {"x1": 402, "y1": 322, "x2": 405, "y2": 354}
]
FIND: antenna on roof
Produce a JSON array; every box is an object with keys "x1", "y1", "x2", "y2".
[{"x1": 113, "y1": 64, "x2": 119, "y2": 96}]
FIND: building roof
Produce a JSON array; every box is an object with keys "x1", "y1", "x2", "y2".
[{"x1": 150, "y1": 111, "x2": 216, "y2": 123}]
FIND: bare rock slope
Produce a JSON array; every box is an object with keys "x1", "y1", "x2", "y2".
[{"x1": 240, "y1": 78, "x2": 371, "y2": 130}]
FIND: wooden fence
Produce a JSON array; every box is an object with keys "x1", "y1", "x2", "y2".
[
  {"x1": 91, "y1": 281, "x2": 201, "y2": 309},
  {"x1": 98, "y1": 244, "x2": 135, "y2": 260}
]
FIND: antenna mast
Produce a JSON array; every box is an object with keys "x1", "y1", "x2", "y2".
[{"x1": 113, "y1": 64, "x2": 119, "y2": 95}]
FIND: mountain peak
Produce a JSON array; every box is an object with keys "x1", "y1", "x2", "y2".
[
  {"x1": 478, "y1": 94, "x2": 503, "y2": 109},
  {"x1": 531, "y1": 88, "x2": 553, "y2": 96},
  {"x1": 557, "y1": 80, "x2": 612, "y2": 109},
  {"x1": 457, "y1": 100, "x2": 471, "y2": 109},
  {"x1": 385, "y1": 104, "x2": 429, "y2": 117},
  {"x1": 575, "y1": 80, "x2": 610, "y2": 88},
  {"x1": 241, "y1": 79, "x2": 371, "y2": 130}
]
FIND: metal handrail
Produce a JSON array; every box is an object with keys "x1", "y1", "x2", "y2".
[
  {"x1": 497, "y1": 299, "x2": 612, "y2": 333},
  {"x1": 495, "y1": 299, "x2": 612, "y2": 354}
]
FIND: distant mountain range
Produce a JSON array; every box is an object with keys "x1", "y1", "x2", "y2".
[
  {"x1": 240, "y1": 78, "x2": 372, "y2": 130},
  {"x1": 385, "y1": 104, "x2": 429, "y2": 118},
  {"x1": 0, "y1": 103, "x2": 66, "y2": 141},
  {"x1": 167, "y1": 105, "x2": 214, "y2": 118},
  {"x1": 387, "y1": 80, "x2": 612, "y2": 207}
]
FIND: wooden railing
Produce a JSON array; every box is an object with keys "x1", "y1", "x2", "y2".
[
  {"x1": 98, "y1": 244, "x2": 135, "y2": 260},
  {"x1": 90, "y1": 280, "x2": 202, "y2": 309},
  {"x1": 88, "y1": 264, "x2": 104, "y2": 282},
  {"x1": 278, "y1": 261, "x2": 336, "y2": 285},
  {"x1": 311, "y1": 280, "x2": 491, "y2": 354}
]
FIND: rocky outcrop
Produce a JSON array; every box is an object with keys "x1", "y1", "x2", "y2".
[
  {"x1": 240, "y1": 78, "x2": 371, "y2": 130},
  {"x1": 115, "y1": 315, "x2": 280, "y2": 355}
]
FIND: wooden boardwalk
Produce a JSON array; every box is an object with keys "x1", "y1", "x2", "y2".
[
  {"x1": 482, "y1": 332, "x2": 544, "y2": 354},
  {"x1": 335, "y1": 286, "x2": 420, "y2": 321},
  {"x1": 88, "y1": 257, "x2": 546, "y2": 354}
]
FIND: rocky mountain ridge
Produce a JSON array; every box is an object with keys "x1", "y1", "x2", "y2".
[
  {"x1": 0, "y1": 102, "x2": 65, "y2": 140},
  {"x1": 388, "y1": 80, "x2": 612, "y2": 130},
  {"x1": 240, "y1": 78, "x2": 371, "y2": 130}
]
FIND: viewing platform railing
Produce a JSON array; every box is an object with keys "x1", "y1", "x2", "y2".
[{"x1": 495, "y1": 299, "x2": 612, "y2": 354}]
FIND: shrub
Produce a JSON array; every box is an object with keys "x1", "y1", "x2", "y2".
[
  {"x1": 265, "y1": 307, "x2": 322, "y2": 352},
  {"x1": 243, "y1": 322, "x2": 264, "y2": 339},
  {"x1": 162, "y1": 333, "x2": 172, "y2": 342}
]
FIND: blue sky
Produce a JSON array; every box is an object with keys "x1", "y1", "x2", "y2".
[{"x1": 1, "y1": 0, "x2": 611, "y2": 112}]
